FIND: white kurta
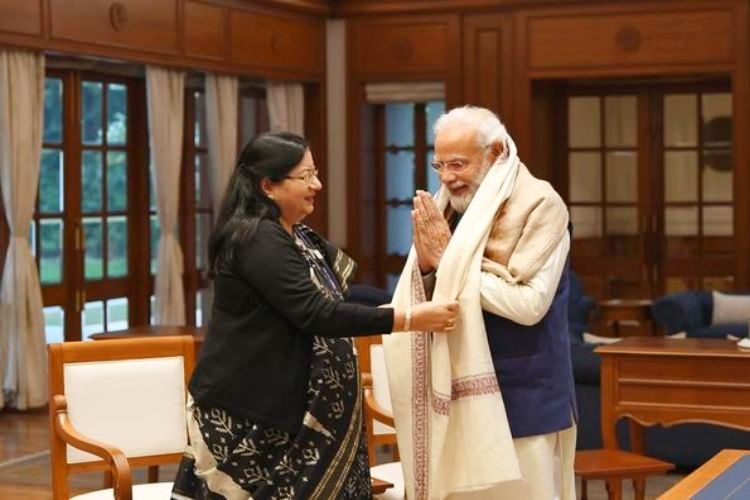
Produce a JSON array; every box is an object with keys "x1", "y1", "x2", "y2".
[{"x1": 430, "y1": 232, "x2": 577, "y2": 500}]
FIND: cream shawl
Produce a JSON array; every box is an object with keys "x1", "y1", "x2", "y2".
[{"x1": 383, "y1": 136, "x2": 569, "y2": 500}]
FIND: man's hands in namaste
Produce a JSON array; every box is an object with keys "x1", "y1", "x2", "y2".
[{"x1": 412, "y1": 190, "x2": 451, "y2": 274}]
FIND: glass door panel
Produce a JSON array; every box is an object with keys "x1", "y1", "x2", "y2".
[
  {"x1": 661, "y1": 91, "x2": 734, "y2": 293},
  {"x1": 567, "y1": 93, "x2": 645, "y2": 300},
  {"x1": 79, "y1": 78, "x2": 131, "y2": 335}
]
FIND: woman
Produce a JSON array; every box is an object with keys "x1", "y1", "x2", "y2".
[{"x1": 172, "y1": 132, "x2": 457, "y2": 500}]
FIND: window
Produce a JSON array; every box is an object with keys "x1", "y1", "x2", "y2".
[
  {"x1": 151, "y1": 83, "x2": 269, "y2": 327},
  {"x1": 563, "y1": 83, "x2": 734, "y2": 300},
  {"x1": 180, "y1": 89, "x2": 212, "y2": 327},
  {"x1": 375, "y1": 101, "x2": 444, "y2": 292},
  {"x1": 0, "y1": 71, "x2": 273, "y2": 338},
  {"x1": 31, "y1": 70, "x2": 148, "y2": 342}
]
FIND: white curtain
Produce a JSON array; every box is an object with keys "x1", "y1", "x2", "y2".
[
  {"x1": 267, "y1": 82, "x2": 304, "y2": 135},
  {"x1": 0, "y1": 49, "x2": 46, "y2": 410},
  {"x1": 205, "y1": 73, "x2": 238, "y2": 216},
  {"x1": 147, "y1": 66, "x2": 186, "y2": 325},
  {"x1": 364, "y1": 81, "x2": 446, "y2": 104}
]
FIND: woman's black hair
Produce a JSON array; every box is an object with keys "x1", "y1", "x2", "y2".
[{"x1": 208, "y1": 131, "x2": 308, "y2": 276}]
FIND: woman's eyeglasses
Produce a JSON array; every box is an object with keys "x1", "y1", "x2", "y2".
[{"x1": 285, "y1": 168, "x2": 320, "y2": 184}]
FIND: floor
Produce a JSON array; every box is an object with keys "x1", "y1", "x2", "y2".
[
  {"x1": 0, "y1": 407, "x2": 684, "y2": 499},
  {"x1": 0, "y1": 408, "x2": 177, "y2": 499}
]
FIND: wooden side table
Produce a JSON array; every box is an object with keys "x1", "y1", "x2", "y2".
[
  {"x1": 575, "y1": 449, "x2": 673, "y2": 500},
  {"x1": 598, "y1": 299, "x2": 655, "y2": 337}
]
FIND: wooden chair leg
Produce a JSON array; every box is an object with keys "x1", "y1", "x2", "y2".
[
  {"x1": 606, "y1": 478, "x2": 623, "y2": 500},
  {"x1": 580, "y1": 477, "x2": 588, "y2": 500},
  {"x1": 148, "y1": 465, "x2": 159, "y2": 483},
  {"x1": 633, "y1": 478, "x2": 646, "y2": 500}
]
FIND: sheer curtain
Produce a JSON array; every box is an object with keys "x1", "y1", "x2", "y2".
[
  {"x1": 267, "y1": 82, "x2": 304, "y2": 135},
  {"x1": 205, "y1": 73, "x2": 238, "y2": 215},
  {"x1": 0, "y1": 49, "x2": 46, "y2": 409},
  {"x1": 146, "y1": 66, "x2": 186, "y2": 325}
]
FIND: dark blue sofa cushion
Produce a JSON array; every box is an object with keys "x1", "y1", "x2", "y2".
[{"x1": 651, "y1": 290, "x2": 711, "y2": 334}]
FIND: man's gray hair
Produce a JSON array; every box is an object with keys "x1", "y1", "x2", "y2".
[{"x1": 433, "y1": 105, "x2": 508, "y2": 148}]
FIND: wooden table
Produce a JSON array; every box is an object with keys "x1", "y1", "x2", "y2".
[
  {"x1": 89, "y1": 325, "x2": 206, "y2": 357},
  {"x1": 595, "y1": 338, "x2": 750, "y2": 499},
  {"x1": 660, "y1": 449, "x2": 750, "y2": 499},
  {"x1": 598, "y1": 299, "x2": 655, "y2": 337}
]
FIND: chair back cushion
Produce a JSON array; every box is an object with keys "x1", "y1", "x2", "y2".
[
  {"x1": 64, "y1": 356, "x2": 188, "y2": 463},
  {"x1": 370, "y1": 344, "x2": 395, "y2": 435}
]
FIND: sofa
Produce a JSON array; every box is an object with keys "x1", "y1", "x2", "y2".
[
  {"x1": 650, "y1": 289, "x2": 749, "y2": 339},
  {"x1": 572, "y1": 280, "x2": 750, "y2": 468}
]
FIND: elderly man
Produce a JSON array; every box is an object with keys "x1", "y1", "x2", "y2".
[{"x1": 387, "y1": 105, "x2": 576, "y2": 499}]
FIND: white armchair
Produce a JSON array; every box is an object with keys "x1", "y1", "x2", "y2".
[
  {"x1": 48, "y1": 336, "x2": 194, "y2": 499},
  {"x1": 357, "y1": 336, "x2": 405, "y2": 499}
]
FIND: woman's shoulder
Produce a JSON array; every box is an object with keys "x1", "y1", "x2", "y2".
[{"x1": 236, "y1": 219, "x2": 294, "y2": 257}]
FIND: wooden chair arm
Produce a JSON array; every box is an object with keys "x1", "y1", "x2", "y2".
[
  {"x1": 364, "y1": 387, "x2": 394, "y2": 427},
  {"x1": 51, "y1": 395, "x2": 133, "y2": 500},
  {"x1": 361, "y1": 372, "x2": 373, "y2": 387}
]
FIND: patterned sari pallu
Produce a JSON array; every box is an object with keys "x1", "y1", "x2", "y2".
[{"x1": 172, "y1": 226, "x2": 370, "y2": 500}]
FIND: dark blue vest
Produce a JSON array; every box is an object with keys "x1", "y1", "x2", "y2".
[{"x1": 483, "y1": 262, "x2": 577, "y2": 438}]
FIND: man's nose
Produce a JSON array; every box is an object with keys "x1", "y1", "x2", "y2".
[{"x1": 439, "y1": 169, "x2": 457, "y2": 183}]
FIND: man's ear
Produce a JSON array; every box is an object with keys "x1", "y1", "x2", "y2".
[{"x1": 491, "y1": 141, "x2": 504, "y2": 160}]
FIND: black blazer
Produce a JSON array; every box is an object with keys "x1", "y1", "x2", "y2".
[{"x1": 189, "y1": 219, "x2": 393, "y2": 433}]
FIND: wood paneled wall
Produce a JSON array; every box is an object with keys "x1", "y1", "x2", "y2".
[
  {"x1": 0, "y1": 0, "x2": 330, "y2": 233},
  {"x1": 0, "y1": 0, "x2": 326, "y2": 80},
  {"x1": 345, "y1": 13, "x2": 461, "y2": 274},
  {"x1": 342, "y1": 0, "x2": 750, "y2": 287}
]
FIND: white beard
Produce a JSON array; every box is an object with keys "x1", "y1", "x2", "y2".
[
  {"x1": 449, "y1": 192, "x2": 473, "y2": 214},
  {"x1": 447, "y1": 162, "x2": 492, "y2": 214}
]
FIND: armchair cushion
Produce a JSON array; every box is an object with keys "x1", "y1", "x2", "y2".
[
  {"x1": 64, "y1": 356, "x2": 187, "y2": 464},
  {"x1": 70, "y1": 483, "x2": 173, "y2": 500},
  {"x1": 71, "y1": 482, "x2": 174, "y2": 499}
]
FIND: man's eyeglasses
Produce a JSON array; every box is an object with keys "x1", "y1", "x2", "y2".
[
  {"x1": 430, "y1": 147, "x2": 489, "y2": 173},
  {"x1": 285, "y1": 168, "x2": 320, "y2": 184},
  {"x1": 430, "y1": 158, "x2": 472, "y2": 173}
]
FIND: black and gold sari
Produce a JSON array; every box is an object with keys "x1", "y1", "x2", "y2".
[{"x1": 171, "y1": 225, "x2": 370, "y2": 500}]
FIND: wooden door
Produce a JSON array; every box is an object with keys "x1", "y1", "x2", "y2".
[{"x1": 563, "y1": 80, "x2": 736, "y2": 300}]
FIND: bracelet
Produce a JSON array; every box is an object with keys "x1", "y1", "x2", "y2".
[{"x1": 404, "y1": 306, "x2": 412, "y2": 332}]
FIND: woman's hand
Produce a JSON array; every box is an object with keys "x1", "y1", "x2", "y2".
[{"x1": 411, "y1": 301, "x2": 459, "y2": 332}]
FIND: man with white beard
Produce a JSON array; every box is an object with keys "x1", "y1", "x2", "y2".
[{"x1": 410, "y1": 105, "x2": 577, "y2": 499}]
